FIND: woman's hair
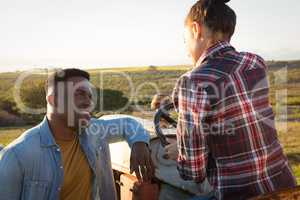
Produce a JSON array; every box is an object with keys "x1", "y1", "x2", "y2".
[{"x1": 186, "y1": 0, "x2": 236, "y2": 38}]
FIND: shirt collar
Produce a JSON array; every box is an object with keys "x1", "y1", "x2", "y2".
[
  {"x1": 39, "y1": 116, "x2": 58, "y2": 148},
  {"x1": 196, "y1": 41, "x2": 233, "y2": 67},
  {"x1": 39, "y1": 116, "x2": 89, "y2": 148}
]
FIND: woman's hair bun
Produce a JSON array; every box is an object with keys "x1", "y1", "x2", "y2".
[
  {"x1": 186, "y1": 0, "x2": 236, "y2": 37},
  {"x1": 210, "y1": 0, "x2": 230, "y2": 5}
]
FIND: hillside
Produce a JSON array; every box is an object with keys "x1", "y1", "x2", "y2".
[
  {"x1": 266, "y1": 60, "x2": 300, "y2": 69},
  {"x1": 0, "y1": 61, "x2": 299, "y2": 126}
]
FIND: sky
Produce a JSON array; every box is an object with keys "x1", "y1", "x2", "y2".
[{"x1": 0, "y1": 0, "x2": 299, "y2": 72}]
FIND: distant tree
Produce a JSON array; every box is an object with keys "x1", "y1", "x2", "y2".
[
  {"x1": 93, "y1": 88, "x2": 129, "y2": 113},
  {"x1": 20, "y1": 80, "x2": 46, "y2": 110},
  {"x1": 148, "y1": 65, "x2": 158, "y2": 71}
]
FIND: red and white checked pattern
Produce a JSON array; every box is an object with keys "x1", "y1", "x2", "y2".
[{"x1": 172, "y1": 41, "x2": 296, "y2": 200}]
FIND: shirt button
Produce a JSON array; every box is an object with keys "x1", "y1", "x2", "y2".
[
  {"x1": 58, "y1": 187, "x2": 61, "y2": 191},
  {"x1": 60, "y1": 166, "x2": 63, "y2": 169},
  {"x1": 56, "y1": 148, "x2": 60, "y2": 152}
]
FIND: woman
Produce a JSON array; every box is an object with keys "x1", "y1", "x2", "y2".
[{"x1": 164, "y1": 0, "x2": 297, "y2": 199}]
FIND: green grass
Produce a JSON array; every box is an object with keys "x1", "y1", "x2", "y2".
[
  {"x1": 277, "y1": 122, "x2": 300, "y2": 183},
  {"x1": 0, "y1": 126, "x2": 30, "y2": 146}
]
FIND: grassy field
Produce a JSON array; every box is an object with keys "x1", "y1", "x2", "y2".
[
  {"x1": 1, "y1": 65, "x2": 300, "y2": 112},
  {"x1": 0, "y1": 64, "x2": 300, "y2": 184},
  {"x1": 276, "y1": 122, "x2": 300, "y2": 183},
  {"x1": 0, "y1": 126, "x2": 30, "y2": 146}
]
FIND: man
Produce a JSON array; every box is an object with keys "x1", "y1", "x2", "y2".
[
  {"x1": 0, "y1": 68, "x2": 153, "y2": 200},
  {"x1": 164, "y1": 0, "x2": 296, "y2": 200}
]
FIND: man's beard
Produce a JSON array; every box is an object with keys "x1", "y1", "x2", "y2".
[{"x1": 68, "y1": 112, "x2": 91, "y2": 134}]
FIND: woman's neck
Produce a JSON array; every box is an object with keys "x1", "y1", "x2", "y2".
[{"x1": 194, "y1": 34, "x2": 230, "y2": 66}]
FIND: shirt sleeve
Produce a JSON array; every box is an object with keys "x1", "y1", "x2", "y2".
[
  {"x1": 0, "y1": 148, "x2": 23, "y2": 199},
  {"x1": 88, "y1": 116, "x2": 150, "y2": 147},
  {"x1": 176, "y1": 76, "x2": 211, "y2": 183}
]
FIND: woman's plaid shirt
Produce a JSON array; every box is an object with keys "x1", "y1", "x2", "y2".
[{"x1": 172, "y1": 41, "x2": 296, "y2": 200}]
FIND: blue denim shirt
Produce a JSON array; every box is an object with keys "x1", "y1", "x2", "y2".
[{"x1": 0, "y1": 115, "x2": 150, "y2": 200}]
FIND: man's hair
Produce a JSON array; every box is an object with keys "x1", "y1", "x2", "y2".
[
  {"x1": 45, "y1": 68, "x2": 90, "y2": 95},
  {"x1": 186, "y1": 0, "x2": 236, "y2": 38}
]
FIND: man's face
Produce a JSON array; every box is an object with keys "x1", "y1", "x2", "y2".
[{"x1": 56, "y1": 76, "x2": 94, "y2": 130}]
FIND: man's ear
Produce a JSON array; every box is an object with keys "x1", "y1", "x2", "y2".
[
  {"x1": 191, "y1": 21, "x2": 202, "y2": 40},
  {"x1": 46, "y1": 94, "x2": 55, "y2": 107}
]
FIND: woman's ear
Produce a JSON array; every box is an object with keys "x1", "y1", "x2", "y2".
[{"x1": 191, "y1": 21, "x2": 202, "y2": 40}]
